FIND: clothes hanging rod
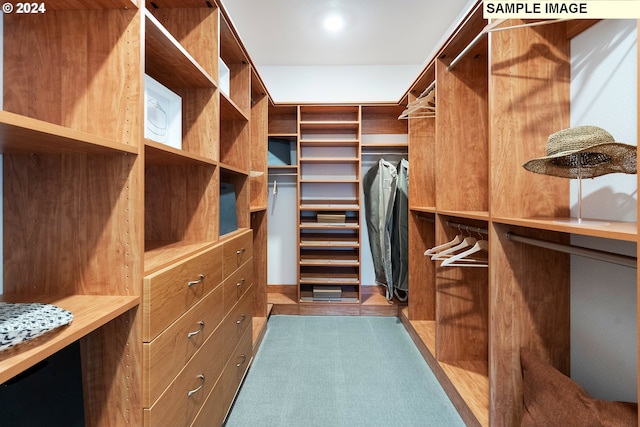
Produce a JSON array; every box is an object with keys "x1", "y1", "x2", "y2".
[
  {"x1": 446, "y1": 220, "x2": 489, "y2": 235},
  {"x1": 447, "y1": 18, "x2": 567, "y2": 72},
  {"x1": 416, "y1": 214, "x2": 436, "y2": 223},
  {"x1": 269, "y1": 173, "x2": 298, "y2": 177},
  {"x1": 506, "y1": 232, "x2": 637, "y2": 269},
  {"x1": 361, "y1": 151, "x2": 408, "y2": 156},
  {"x1": 447, "y1": 19, "x2": 505, "y2": 72},
  {"x1": 417, "y1": 80, "x2": 436, "y2": 99}
]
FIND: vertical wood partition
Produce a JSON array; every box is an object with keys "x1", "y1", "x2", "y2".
[{"x1": 488, "y1": 19, "x2": 571, "y2": 427}]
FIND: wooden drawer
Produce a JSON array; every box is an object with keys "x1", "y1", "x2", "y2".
[
  {"x1": 143, "y1": 281, "x2": 224, "y2": 407},
  {"x1": 144, "y1": 321, "x2": 226, "y2": 427},
  {"x1": 223, "y1": 258, "x2": 253, "y2": 313},
  {"x1": 143, "y1": 244, "x2": 223, "y2": 341},
  {"x1": 191, "y1": 326, "x2": 252, "y2": 427},
  {"x1": 221, "y1": 285, "x2": 254, "y2": 363},
  {"x1": 221, "y1": 324, "x2": 253, "y2": 419},
  {"x1": 190, "y1": 374, "x2": 226, "y2": 427},
  {"x1": 222, "y1": 229, "x2": 253, "y2": 277}
]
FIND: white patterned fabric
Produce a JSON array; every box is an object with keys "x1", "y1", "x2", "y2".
[{"x1": 0, "y1": 302, "x2": 73, "y2": 352}]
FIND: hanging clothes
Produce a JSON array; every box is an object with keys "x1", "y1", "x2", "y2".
[
  {"x1": 362, "y1": 159, "x2": 397, "y2": 300},
  {"x1": 391, "y1": 159, "x2": 409, "y2": 300}
]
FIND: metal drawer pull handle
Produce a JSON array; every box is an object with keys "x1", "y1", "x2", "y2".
[
  {"x1": 236, "y1": 314, "x2": 246, "y2": 325},
  {"x1": 236, "y1": 278, "x2": 246, "y2": 288},
  {"x1": 187, "y1": 374, "x2": 205, "y2": 397},
  {"x1": 236, "y1": 354, "x2": 247, "y2": 367},
  {"x1": 187, "y1": 321, "x2": 205, "y2": 339},
  {"x1": 236, "y1": 248, "x2": 246, "y2": 255},
  {"x1": 187, "y1": 274, "x2": 205, "y2": 287}
]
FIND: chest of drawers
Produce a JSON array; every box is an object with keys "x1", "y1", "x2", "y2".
[{"x1": 143, "y1": 229, "x2": 254, "y2": 427}]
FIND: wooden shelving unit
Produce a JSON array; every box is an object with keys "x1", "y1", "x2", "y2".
[
  {"x1": 401, "y1": 3, "x2": 634, "y2": 427},
  {"x1": 297, "y1": 105, "x2": 362, "y2": 306},
  {"x1": 1, "y1": 1, "x2": 269, "y2": 426},
  {"x1": 2, "y1": 4, "x2": 143, "y2": 426}
]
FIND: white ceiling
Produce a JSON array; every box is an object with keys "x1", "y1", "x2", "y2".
[
  {"x1": 221, "y1": 0, "x2": 474, "y2": 102},
  {"x1": 222, "y1": 0, "x2": 472, "y2": 66}
]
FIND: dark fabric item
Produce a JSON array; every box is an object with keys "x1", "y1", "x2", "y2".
[
  {"x1": 391, "y1": 159, "x2": 409, "y2": 295},
  {"x1": 520, "y1": 349, "x2": 638, "y2": 427},
  {"x1": 362, "y1": 159, "x2": 397, "y2": 294}
]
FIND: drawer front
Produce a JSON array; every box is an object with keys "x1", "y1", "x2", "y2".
[
  {"x1": 144, "y1": 244, "x2": 223, "y2": 341},
  {"x1": 190, "y1": 375, "x2": 226, "y2": 427},
  {"x1": 221, "y1": 285, "x2": 254, "y2": 363},
  {"x1": 222, "y1": 229, "x2": 253, "y2": 277},
  {"x1": 222, "y1": 259, "x2": 253, "y2": 314},
  {"x1": 190, "y1": 327, "x2": 252, "y2": 427},
  {"x1": 144, "y1": 322, "x2": 226, "y2": 427},
  {"x1": 144, "y1": 282, "x2": 224, "y2": 407},
  {"x1": 221, "y1": 325, "x2": 253, "y2": 419}
]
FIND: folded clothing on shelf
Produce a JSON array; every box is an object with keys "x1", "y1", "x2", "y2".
[{"x1": 0, "y1": 302, "x2": 73, "y2": 352}]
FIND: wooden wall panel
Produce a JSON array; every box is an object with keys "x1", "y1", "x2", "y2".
[
  {"x1": 176, "y1": 88, "x2": 219, "y2": 161},
  {"x1": 489, "y1": 223, "x2": 570, "y2": 426},
  {"x1": 489, "y1": 21, "x2": 570, "y2": 218},
  {"x1": 435, "y1": 47, "x2": 489, "y2": 212},
  {"x1": 150, "y1": 8, "x2": 219, "y2": 80},
  {"x1": 435, "y1": 215, "x2": 488, "y2": 362},
  {"x1": 250, "y1": 94, "x2": 269, "y2": 208},
  {"x1": 408, "y1": 94, "x2": 436, "y2": 209},
  {"x1": 144, "y1": 163, "x2": 217, "y2": 242},
  {"x1": 3, "y1": 10, "x2": 140, "y2": 144},
  {"x1": 268, "y1": 106, "x2": 298, "y2": 134},
  {"x1": 4, "y1": 153, "x2": 140, "y2": 296},
  {"x1": 408, "y1": 212, "x2": 436, "y2": 320}
]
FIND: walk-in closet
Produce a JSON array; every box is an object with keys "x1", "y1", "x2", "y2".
[{"x1": 0, "y1": 1, "x2": 638, "y2": 426}]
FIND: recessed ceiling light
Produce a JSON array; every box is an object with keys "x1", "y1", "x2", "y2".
[{"x1": 323, "y1": 13, "x2": 345, "y2": 33}]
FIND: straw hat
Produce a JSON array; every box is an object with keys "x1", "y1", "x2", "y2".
[{"x1": 522, "y1": 125, "x2": 637, "y2": 178}]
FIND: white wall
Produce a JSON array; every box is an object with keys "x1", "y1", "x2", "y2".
[
  {"x1": 267, "y1": 174, "x2": 298, "y2": 285},
  {"x1": 258, "y1": 65, "x2": 421, "y2": 104},
  {"x1": 570, "y1": 19, "x2": 638, "y2": 402}
]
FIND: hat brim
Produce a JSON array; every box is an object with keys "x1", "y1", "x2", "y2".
[{"x1": 522, "y1": 142, "x2": 637, "y2": 178}]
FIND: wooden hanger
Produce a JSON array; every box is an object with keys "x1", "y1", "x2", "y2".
[
  {"x1": 424, "y1": 233, "x2": 463, "y2": 256},
  {"x1": 440, "y1": 239, "x2": 488, "y2": 267},
  {"x1": 430, "y1": 236, "x2": 477, "y2": 261},
  {"x1": 399, "y1": 83, "x2": 436, "y2": 119}
]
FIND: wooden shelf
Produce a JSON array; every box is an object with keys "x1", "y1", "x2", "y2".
[
  {"x1": 298, "y1": 139, "x2": 359, "y2": 146},
  {"x1": 492, "y1": 216, "x2": 637, "y2": 242},
  {"x1": 268, "y1": 165, "x2": 298, "y2": 170},
  {"x1": 144, "y1": 10, "x2": 215, "y2": 89},
  {"x1": 144, "y1": 240, "x2": 216, "y2": 275},
  {"x1": 220, "y1": 162, "x2": 250, "y2": 176},
  {"x1": 410, "y1": 206, "x2": 437, "y2": 214},
  {"x1": 0, "y1": 294, "x2": 139, "y2": 385},
  {"x1": 299, "y1": 157, "x2": 359, "y2": 163},
  {"x1": 221, "y1": 92, "x2": 250, "y2": 122},
  {"x1": 300, "y1": 201, "x2": 360, "y2": 210},
  {"x1": 145, "y1": 140, "x2": 217, "y2": 166},
  {"x1": 437, "y1": 210, "x2": 490, "y2": 221},
  {"x1": 250, "y1": 205, "x2": 268, "y2": 213},
  {"x1": 0, "y1": 111, "x2": 138, "y2": 155}
]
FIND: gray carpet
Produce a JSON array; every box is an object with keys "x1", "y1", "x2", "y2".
[{"x1": 225, "y1": 315, "x2": 466, "y2": 427}]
